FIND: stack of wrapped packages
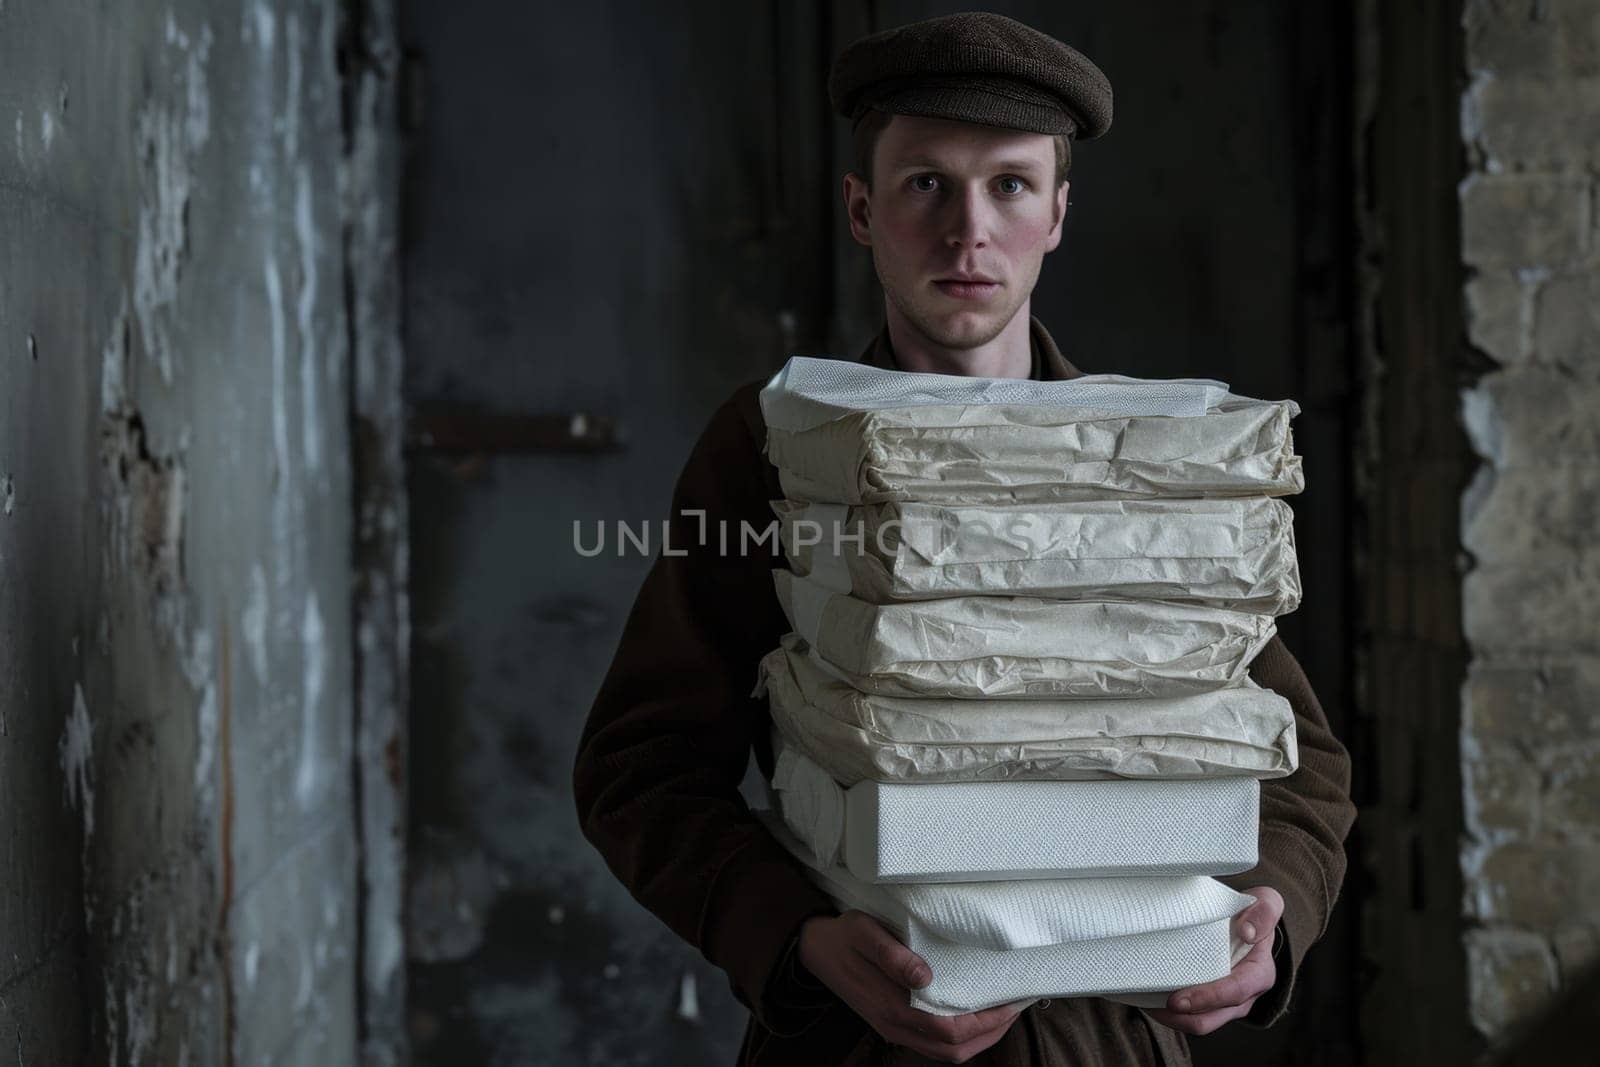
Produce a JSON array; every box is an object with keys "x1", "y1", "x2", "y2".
[{"x1": 751, "y1": 356, "x2": 1305, "y2": 1015}]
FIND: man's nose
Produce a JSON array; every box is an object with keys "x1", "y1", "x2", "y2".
[{"x1": 943, "y1": 184, "x2": 991, "y2": 249}]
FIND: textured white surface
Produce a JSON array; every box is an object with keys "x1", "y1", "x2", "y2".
[
  {"x1": 760, "y1": 635, "x2": 1300, "y2": 784},
  {"x1": 759, "y1": 357, "x2": 1229, "y2": 432},
  {"x1": 774, "y1": 497, "x2": 1301, "y2": 614},
  {"x1": 773, "y1": 569, "x2": 1278, "y2": 699},
  {"x1": 759, "y1": 815, "x2": 1252, "y2": 1015},
  {"x1": 772, "y1": 744, "x2": 1260, "y2": 882},
  {"x1": 759, "y1": 358, "x2": 1302, "y2": 505}
]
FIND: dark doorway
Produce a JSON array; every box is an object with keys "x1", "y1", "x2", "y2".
[{"x1": 397, "y1": 2, "x2": 1358, "y2": 1064}]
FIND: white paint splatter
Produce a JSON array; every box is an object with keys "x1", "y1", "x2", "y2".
[
  {"x1": 133, "y1": 106, "x2": 189, "y2": 382},
  {"x1": 193, "y1": 682, "x2": 216, "y2": 792},
  {"x1": 185, "y1": 26, "x2": 213, "y2": 151},
  {"x1": 14, "y1": 110, "x2": 22, "y2": 158},
  {"x1": 295, "y1": 593, "x2": 326, "y2": 808},
  {"x1": 252, "y1": 3, "x2": 275, "y2": 51},
  {"x1": 123, "y1": 980, "x2": 153, "y2": 1065},
  {"x1": 295, "y1": 165, "x2": 321, "y2": 472},
  {"x1": 242, "y1": 564, "x2": 270, "y2": 681},
  {"x1": 40, "y1": 109, "x2": 54, "y2": 151},
  {"x1": 104, "y1": 982, "x2": 119, "y2": 1066},
  {"x1": 59, "y1": 683, "x2": 94, "y2": 837},
  {"x1": 677, "y1": 972, "x2": 701, "y2": 1022},
  {"x1": 243, "y1": 942, "x2": 261, "y2": 989},
  {"x1": 1461, "y1": 384, "x2": 1502, "y2": 467},
  {"x1": 182, "y1": 626, "x2": 213, "y2": 690},
  {"x1": 284, "y1": 14, "x2": 301, "y2": 157},
  {"x1": 265, "y1": 254, "x2": 293, "y2": 594},
  {"x1": 101, "y1": 305, "x2": 128, "y2": 413},
  {"x1": 132, "y1": 16, "x2": 211, "y2": 383}
]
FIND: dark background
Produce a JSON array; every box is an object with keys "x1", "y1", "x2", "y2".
[{"x1": 396, "y1": 2, "x2": 1359, "y2": 1063}]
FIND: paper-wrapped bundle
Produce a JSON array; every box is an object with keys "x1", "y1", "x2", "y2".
[
  {"x1": 759, "y1": 814, "x2": 1252, "y2": 1015},
  {"x1": 774, "y1": 569, "x2": 1276, "y2": 700},
  {"x1": 774, "y1": 498, "x2": 1300, "y2": 615},
  {"x1": 758, "y1": 636, "x2": 1299, "y2": 784},
  {"x1": 759, "y1": 357, "x2": 1303, "y2": 506},
  {"x1": 772, "y1": 742, "x2": 1260, "y2": 883}
]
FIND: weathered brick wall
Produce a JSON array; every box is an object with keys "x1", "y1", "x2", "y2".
[{"x1": 1459, "y1": 0, "x2": 1600, "y2": 1041}]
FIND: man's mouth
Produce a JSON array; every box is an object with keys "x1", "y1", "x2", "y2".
[{"x1": 933, "y1": 276, "x2": 1000, "y2": 300}]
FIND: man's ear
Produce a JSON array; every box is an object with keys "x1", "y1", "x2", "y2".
[
  {"x1": 1044, "y1": 179, "x2": 1070, "y2": 252},
  {"x1": 844, "y1": 172, "x2": 873, "y2": 248}
]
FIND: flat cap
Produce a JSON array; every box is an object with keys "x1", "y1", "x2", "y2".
[{"x1": 828, "y1": 12, "x2": 1112, "y2": 141}]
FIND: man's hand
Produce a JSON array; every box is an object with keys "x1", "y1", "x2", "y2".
[
  {"x1": 798, "y1": 911, "x2": 1024, "y2": 1063},
  {"x1": 1147, "y1": 886, "x2": 1284, "y2": 1036}
]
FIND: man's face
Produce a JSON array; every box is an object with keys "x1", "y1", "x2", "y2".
[{"x1": 845, "y1": 115, "x2": 1069, "y2": 351}]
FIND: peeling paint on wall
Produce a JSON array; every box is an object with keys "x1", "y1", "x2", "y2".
[
  {"x1": 296, "y1": 592, "x2": 326, "y2": 809},
  {"x1": 265, "y1": 253, "x2": 295, "y2": 593},
  {"x1": 132, "y1": 20, "x2": 212, "y2": 385},
  {"x1": 59, "y1": 684, "x2": 95, "y2": 838},
  {"x1": 296, "y1": 166, "x2": 323, "y2": 475},
  {"x1": 242, "y1": 564, "x2": 270, "y2": 682}
]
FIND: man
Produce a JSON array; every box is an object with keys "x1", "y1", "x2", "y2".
[{"x1": 573, "y1": 12, "x2": 1355, "y2": 1065}]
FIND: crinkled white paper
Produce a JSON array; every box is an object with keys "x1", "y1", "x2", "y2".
[
  {"x1": 759, "y1": 635, "x2": 1299, "y2": 784},
  {"x1": 759, "y1": 358, "x2": 1302, "y2": 505},
  {"x1": 774, "y1": 497, "x2": 1301, "y2": 615},
  {"x1": 773, "y1": 568, "x2": 1277, "y2": 699}
]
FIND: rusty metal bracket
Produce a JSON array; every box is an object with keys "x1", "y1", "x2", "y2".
[{"x1": 406, "y1": 409, "x2": 622, "y2": 454}]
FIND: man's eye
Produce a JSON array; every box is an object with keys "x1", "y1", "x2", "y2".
[
  {"x1": 910, "y1": 175, "x2": 940, "y2": 192},
  {"x1": 997, "y1": 176, "x2": 1026, "y2": 195}
]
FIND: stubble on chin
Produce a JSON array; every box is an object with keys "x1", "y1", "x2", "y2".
[{"x1": 885, "y1": 280, "x2": 1020, "y2": 352}]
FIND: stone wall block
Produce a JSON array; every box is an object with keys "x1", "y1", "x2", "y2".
[
  {"x1": 1470, "y1": 75, "x2": 1600, "y2": 170},
  {"x1": 1465, "y1": 0, "x2": 1600, "y2": 78},
  {"x1": 1465, "y1": 927, "x2": 1559, "y2": 1038},
  {"x1": 1464, "y1": 464, "x2": 1600, "y2": 562},
  {"x1": 1543, "y1": 741, "x2": 1600, "y2": 833},
  {"x1": 1467, "y1": 839, "x2": 1600, "y2": 925},
  {"x1": 1461, "y1": 174, "x2": 1588, "y2": 268},
  {"x1": 1534, "y1": 270, "x2": 1600, "y2": 376},
  {"x1": 1465, "y1": 560, "x2": 1600, "y2": 653},
  {"x1": 1463, "y1": 371, "x2": 1600, "y2": 468},
  {"x1": 1465, "y1": 270, "x2": 1528, "y2": 364},
  {"x1": 1552, "y1": 924, "x2": 1600, "y2": 983},
  {"x1": 1463, "y1": 741, "x2": 1540, "y2": 838},
  {"x1": 1463, "y1": 659, "x2": 1600, "y2": 744}
]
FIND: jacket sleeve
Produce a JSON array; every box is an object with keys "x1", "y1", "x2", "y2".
[
  {"x1": 1222, "y1": 634, "x2": 1357, "y2": 1025},
  {"x1": 572, "y1": 393, "x2": 838, "y2": 1033}
]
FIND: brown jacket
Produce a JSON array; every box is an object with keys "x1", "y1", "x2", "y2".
[{"x1": 573, "y1": 318, "x2": 1356, "y2": 1066}]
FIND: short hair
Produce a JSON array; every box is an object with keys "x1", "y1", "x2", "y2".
[{"x1": 850, "y1": 109, "x2": 1071, "y2": 191}]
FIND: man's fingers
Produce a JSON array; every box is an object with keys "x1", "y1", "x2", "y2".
[
  {"x1": 849, "y1": 914, "x2": 932, "y2": 989},
  {"x1": 1232, "y1": 885, "x2": 1285, "y2": 944},
  {"x1": 1147, "y1": 997, "x2": 1257, "y2": 1037},
  {"x1": 910, "y1": 1002, "x2": 1021, "y2": 1047},
  {"x1": 1167, "y1": 954, "x2": 1275, "y2": 1014},
  {"x1": 889, "y1": 1003, "x2": 1025, "y2": 1061}
]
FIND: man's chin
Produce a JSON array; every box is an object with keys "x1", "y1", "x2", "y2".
[{"x1": 910, "y1": 308, "x2": 1010, "y2": 350}]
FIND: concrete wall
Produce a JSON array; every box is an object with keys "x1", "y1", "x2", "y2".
[
  {"x1": 0, "y1": 1, "x2": 380, "y2": 1061},
  {"x1": 1459, "y1": 0, "x2": 1600, "y2": 1044}
]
